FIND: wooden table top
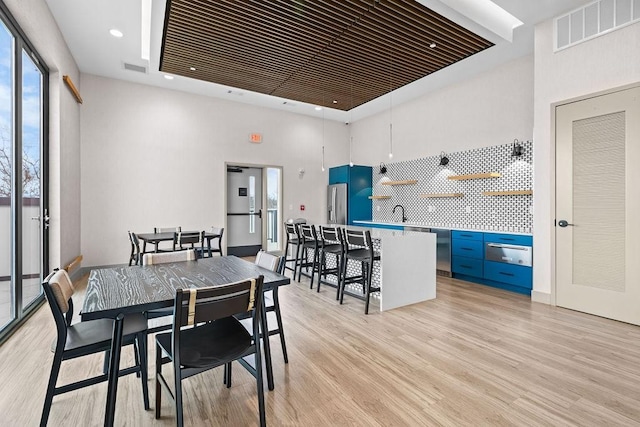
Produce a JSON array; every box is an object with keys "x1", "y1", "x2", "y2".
[{"x1": 81, "y1": 256, "x2": 289, "y2": 320}]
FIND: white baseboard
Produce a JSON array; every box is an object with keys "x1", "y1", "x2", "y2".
[{"x1": 531, "y1": 290, "x2": 552, "y2": 305}]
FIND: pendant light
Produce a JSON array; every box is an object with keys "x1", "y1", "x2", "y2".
[
  {"x1": 388, "y1": 55, "x2": 394, "y2": 159},
  {"x1": 321, "y1": 104, "x2": 326, "y2": 171},
  {"x1": 349, "y1": 69, "x2": 354, "y2": 167}
]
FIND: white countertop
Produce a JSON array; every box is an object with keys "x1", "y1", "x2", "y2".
[{"x1": 352, "y1": 221, "x2": 533, "y2": 236}]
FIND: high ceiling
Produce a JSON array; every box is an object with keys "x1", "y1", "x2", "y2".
[
  {"x1": 45, "y1": 0, "x2": 589, "y2": 121},
  {"x1": 160, "y1": 0, "x2": 493, "y2": 111}
]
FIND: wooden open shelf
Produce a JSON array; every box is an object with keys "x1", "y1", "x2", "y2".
[
  {"x1": 482, "y1": 190, "x2": 533, "y2": 196},
  {"x1": 369, "y1": 195, "x2": 391, "y2": 200},
  {"x1": 419, "y1": 193, "x2": 463, "y2": 198},
  {"x1": 381, "y1": 179, "x2": 418, "y2": 185},
  {"x1": 447, "y1": 172, "x2": 501, "y2": 180}
]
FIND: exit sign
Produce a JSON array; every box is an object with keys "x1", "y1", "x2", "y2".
[{"x1": 249, "y1": 133, "x2": 262, "y2": 144}]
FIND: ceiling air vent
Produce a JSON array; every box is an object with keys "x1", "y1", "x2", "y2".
[
  {"x1": 555, "y1": 0, "x2": 640, "y2": 51},
  {"x1": 123, "y1": 62, "x2": 147, "y2": 73}
]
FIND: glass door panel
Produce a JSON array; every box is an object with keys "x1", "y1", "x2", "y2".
[
  {"x1": 266, "y1": 167, "x2": 282, "y2": 252},
  {"x1": 0, "y1": 21, "x2": 13, "y2": 329},
  {"x1": 21, "y1": 49, "x2": 42, "y2": 309}
]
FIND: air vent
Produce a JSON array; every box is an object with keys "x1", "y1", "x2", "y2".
[
  {"x1": 555, "y1": 0, "x2": 640, "y2": 51},
  {"x1": 123, "y1": 62, "x2": 147, "y2": 73}
]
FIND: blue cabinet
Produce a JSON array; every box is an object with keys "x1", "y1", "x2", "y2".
[
  {"x1": 451, "y1": 230, "x2": 484, "y2": 278},
  {"x1": 452, "y1": 230, "x2": 533, "y2": 295},
  {"x1": 329, "y1": 165, "x2": 372, "y2": 225}
]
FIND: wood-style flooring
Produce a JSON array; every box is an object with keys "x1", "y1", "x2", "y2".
[{"x1": 1, "y1": 272, "x2": 640, "y2": 426}]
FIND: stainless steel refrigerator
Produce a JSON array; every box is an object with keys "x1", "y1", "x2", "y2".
[{"x1": 327, "y1": 183, "x2": 347, "y2": 225}]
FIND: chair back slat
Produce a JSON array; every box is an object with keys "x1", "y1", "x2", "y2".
[
  {"x1": 344, "y1": 229, "x2": 370, "y2": 248},
  {"x1": 299, "y1": 224, "x2": 317, "y2": 242},
  {"x1": 155, "y1": 226, "x2": 181, "y2": 233},
  {"x1": 320, "y1": 226, "x2": 341, "y2": 245},
  {"x1": 284, "y1": 222, "x2": 297, "y2": 237},
  {"x1": 143, "y1": 249, "x2": 196, "y2": 265},
  {"x1": 174, "y1": 277, "x2": 264, "y2": 327}
]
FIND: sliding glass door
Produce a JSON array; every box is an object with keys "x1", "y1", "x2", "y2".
[{"x1": 0, "y1": 5, "x2": 48, "y2": 340}]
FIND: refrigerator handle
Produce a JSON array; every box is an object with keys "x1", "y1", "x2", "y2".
[{"x1": 330, "y1": 186, "x2": 336, "y2": 222}]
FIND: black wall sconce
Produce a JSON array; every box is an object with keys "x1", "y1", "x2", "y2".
[
  {"x1": 379, "y1": 163, "x2": 387, "y2": 174},
  {"x1": 439, "y1": 151, "x2": 449, "y2": 166},
  {"x1": 512, "y1": 139, "x2": 524, "y2": 157}
]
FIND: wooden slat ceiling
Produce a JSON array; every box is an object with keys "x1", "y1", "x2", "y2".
[{"x1": 160, "y1": 0, "x2": 494, "y2": 111}]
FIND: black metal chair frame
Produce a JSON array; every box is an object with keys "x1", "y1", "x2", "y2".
[
  {"x1": 297, "y1": 224, "x2": 321, "y2": 288},
  {"x1": 316, "y1": 226, "x2": 345, "y2": 300},
  {"x1": 340, "y1": 229, "x2": 381, "y2": 314},
  {"x1": 128, "y1": 230, "x2": 142, "y2": 266},
  {"x1": 155, "y1": 276, "x2": 266, "y2": 427},
  {"x1": 282, "y1": 222, "x2": 302, "y2": 278},
  {"x1": 41, "y1": 270, "x2": 149, "y2": 427}
]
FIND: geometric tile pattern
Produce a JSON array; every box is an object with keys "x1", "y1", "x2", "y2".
[{"x1": 372, "y1": 140, "x2": 533, "y2": 233}]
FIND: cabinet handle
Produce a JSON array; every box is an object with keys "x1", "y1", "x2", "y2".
[
  {"x1": 461, "y1": 265, "x2": 472, "y2": 269},
  {"x1": 499, "y1": 272, "x2": 515, "y2": 276},
  {"x1": 461, "y1": 247, "x2": 472, "y2": 251},
  {"x1": 499, "y1": 238, "x2": 515, "y2": 241}
]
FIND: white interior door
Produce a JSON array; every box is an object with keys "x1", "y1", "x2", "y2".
[
  {"x1": 226, "y1": 167, "x2": 263, "y2": 257},
  {"x1": 555, "y1": 86, "x2": 640, "y2": 324}
]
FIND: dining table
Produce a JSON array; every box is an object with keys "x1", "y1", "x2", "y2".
[
  {"x1": 81, "y1": 255, "x2": 290, "y2": 410},
  {"x1": 136, "y1": 230, "x2": 221, "y2": 253}
]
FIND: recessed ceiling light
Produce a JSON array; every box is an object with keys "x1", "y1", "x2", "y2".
[
  {"x1": 332, "y1": 100, "x2": 338, "y2": 104},
  {"x1": 430, "y1": 42, "x2": 437, "y2": 48},
  {"x1": 164, "y1": 75, "x2": 174, "y2": 80},
  {"x1": 109, "y1": 29, "x2": 123, "y2": 38},
  {"x1": 315, "y1": 106, "x2": 322, "y2": 111},
  {"x1": 189, "y1": 66, "x2": 196, "y2": 71}
]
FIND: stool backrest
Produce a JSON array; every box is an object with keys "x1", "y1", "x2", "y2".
[
  {"x1": 320, "y1": 226, "x2": 342, "y2": 246},
  {"x1": 299, "y1": 224, "x2": 317, "y2": 242},
  {"x1": 344, "y1": 228, "x2": 372, "y2": 249}
]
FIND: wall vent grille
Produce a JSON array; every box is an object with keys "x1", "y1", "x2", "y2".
[
  {"x1": 123, "y1": 62, "x2": 147, "y2": 73},
  {"x1": 555, "y1": 0, "x2": 640, "y2": 51}
]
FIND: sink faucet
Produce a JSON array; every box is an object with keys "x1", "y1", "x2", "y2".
[{"x1": 392, "y1": 204, "x2": 407, "y2": 223}]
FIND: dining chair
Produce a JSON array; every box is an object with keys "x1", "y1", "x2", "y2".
[
  {"x1": 199, "y1": 226, "x2": 224, "y2": 257},
  {"x1": 40, "y1": 269, "x2": 149, "y2": 426},
  {"x1": 155, "y1": 276, "x2": 266, "y2": 427},
  {"x1": 141, "y1": 249, "x2": 197, "y2": 334},
  {"x1": 236, "y1": 250, "x2": 289, "y2": 363},
  {"x1": 340, "y1": 228, "x2": 381, "y2": 314},
  {"x1": 172, "y1": 231, "x2": 201, "y2": 251},
  {"x1": 128, "y1": 230, "x2": 142, "y2": 266}
]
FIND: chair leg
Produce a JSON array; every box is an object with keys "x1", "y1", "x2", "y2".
[
  {"x1": 253, "y1": 319, "x2": 266, "y2": 427},
  {"x1": 155, "y1": 343, "x2": 162, "y2": 419},
  {"x1": 226, "y1": 362, "x2": 232, "y2": 388},
  {"x1": 335, "y1": 253, "x2": 343, "y2": 300},
  {"x1": 339, "y1": 256, "x2": 348, "y2": 304},
  {"x1": 136, "y1": 333, "x2": 150, "y2": 410},
  {"x1": 105, "y1": 315, "x2": 125, "y2": 427},
  {"x1": 298, "y1": 247, "x2": 306, "y2": 283},
  {"x1": 272, "y1": 288, "x2": 289, "y2": 363},
  {"x1": 310, "y1": 248, "x2": 319, "y2": 289},
  {"x1": 365, "y1": 261, "x2": 374, "y2": 315},
  {"x1": 174, "y1": 362, "x2": 184, "y2": 427},
  {"x1": 294, "y1": 244, "x2": 302, "y2": 282},
  {"x1": 40, "y1": 348, "x2": 64, "y2": 427}
]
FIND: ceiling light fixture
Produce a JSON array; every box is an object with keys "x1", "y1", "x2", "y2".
[
  {"x1": 332, "y1": 100, "x2": 338, "y2": 104},
  {"x1": 388, "y1": 57, "x2": 394, "y2": 159},
  {"x1": 430, "y1": 42, "x2": 437, "y2": 48},
  {"x1": 109, "y1": 29, "x2": 123, "y2": 38},
  {"x1": 164, "y1": 75, "x2": 174, "y2": 80},
  {"x1": 315, "y1": 106, "x2": 322, "y2": 111},
  {"x1": 189, "y1": 66, "x2": 196, "y2": 71},
  {"x1": 379, "y1": 163, "x2": 387, "y2": 174},
  {"x1": 349, "y1": 136, "x2": 354, "y2": 167},
  {"x1": 322, "y1": 102, "x2": 326, "y2": 172}
]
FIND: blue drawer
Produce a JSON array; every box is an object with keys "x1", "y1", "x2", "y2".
[
  {"x1": 452, "y1": 256, "x2": 483, "y2": 278},
  {"x1": 484, "y1": 261, "x2": 532, "y2": 289},
  {"x1": 452, "y1": 230, "x2": 483, "y2": 241},
  {"x1": 483, "y1": 233, "x2": 532, "y2": 246},
  {"x1": 452, "y1": 239, "x2": 484, "y2": 259}
]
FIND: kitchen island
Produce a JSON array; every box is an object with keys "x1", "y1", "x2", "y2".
[{"x1": 317, "y1": 225, "x2": 436, "y2": 311}]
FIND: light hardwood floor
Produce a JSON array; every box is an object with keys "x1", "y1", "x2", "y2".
[{"x1": 2, "y1": 272, "x2": 640, "y2": 426}]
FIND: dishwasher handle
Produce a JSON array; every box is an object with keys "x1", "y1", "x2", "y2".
[{"x1": 487, "y1": 243, "x2": 529, "y2": 251}]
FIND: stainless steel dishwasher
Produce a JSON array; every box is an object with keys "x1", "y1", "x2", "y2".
[{"x1": 404, "y1": 226, "x2": 451, "y2": 276}]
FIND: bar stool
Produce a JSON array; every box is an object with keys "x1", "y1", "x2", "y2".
[
  {"x1": 340, "y1": 228, "x2": 381, "y2": 314},
  {"x1": 298, "y1": 224, "x2": 321, "y2": 288},
  {"x1": 317, "y1": 225, "x2": 344, "y2": 299},
  {"x1": 282, "y1": 222, "x2": 302, "y2": 279}
]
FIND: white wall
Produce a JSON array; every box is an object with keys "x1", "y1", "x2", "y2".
[
  {"x1": 80, "y1": 74, "x2": 349, "y2": 266},
  {"x1": 4, "y1": 0, "x2": 82, "y2": 270},
  {"x1": 533, "y1": 20, "x2": 640, "y2": 302},
  {"x1": 350, "y1": 55, "x2": 534, "y2": 164}
]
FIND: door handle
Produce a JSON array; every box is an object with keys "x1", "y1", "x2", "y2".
[{"x1": 557, "y1": 220, "x2": 574, "y2": 227}]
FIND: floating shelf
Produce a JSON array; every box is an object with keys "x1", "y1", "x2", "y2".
[
  {"x1": 419, "y1": 193, "x2": 464, "y2": 198},
  {"x1": 447, "y1": 172, "x2": 501, "y2": 180},
  {"x1": 369, "y1": 195, "x2": 392, "y2": 200},
  {"x1": 482, "y1": 190, "x2": 533, "y2": 196},
  {"x1": 381, "y1": 179, "x2": 418, "y2": 185}
]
